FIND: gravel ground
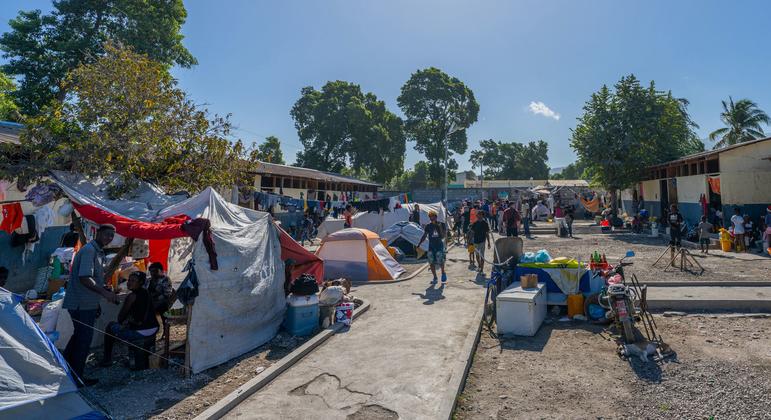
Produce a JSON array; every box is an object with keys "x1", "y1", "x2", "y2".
[
  {"x1": 455, "y1": 314, "x2": 771, "y2": 419},
  {"x1": 521, "y1": 230, "x2": 771, "y2": 283},
  {"x1": 83, "y1": 326, "x2": 309, "y2": 419}
]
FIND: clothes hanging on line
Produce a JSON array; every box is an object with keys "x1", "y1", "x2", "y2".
[
  {"x1": 0, "y1": 202, "x2": 23, "y2": 233},
  {"x1": 33, "y1": 204, "x2": 55, "y2": 235}
]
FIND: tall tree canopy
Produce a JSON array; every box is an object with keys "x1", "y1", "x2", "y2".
[
  {"x1": 1, "y1": 43, "x2": 240, "y2": 195},
  {"x1": 571, "y1": 74, "x2": 702, "y2": 212},
  {"x1": 0, "y1": 71, "x2": 19, "y2": 121},
  {"x1": 398, "y1": 67, "x2": 479, "y2": 188},
  {"x1": 0, "y1": 0, "x2": 196, "y2": 115},
  {"x1": 708, "y1": 97, "x2": 770, "y2": 149},
  {"x1": 384, "y1": 161, "x2": 431, "y2": 191},
  {"x1": 253, "y1": 135, "x2": 285, "y2": 164},
  {"x1": 549, "y1": 160, "x2": 587, "y2": 180},
  {"x1": 470, "y1": 139, "x2": 550, "y2": 180},
  {"x1": 291, "y1": 81, "x2": 405, "y2": 184}
]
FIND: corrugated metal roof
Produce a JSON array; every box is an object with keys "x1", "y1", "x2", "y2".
[
  {"x1": 249, "y1": 161, "x2": 380, "y2": 187},
  {"x1": 464, "y1": 179, "x2": 589, "y2": 188},
  {"x1": 648, "y1": 136, "x2": 771, "y2": 169},
  {"x1": 0, "y1": 121, "x2": 22, "y2": 145}
]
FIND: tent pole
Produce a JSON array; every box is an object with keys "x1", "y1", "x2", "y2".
[
  {"x1": 184, "y1": 303, "x2": 193, "y2": 378},
  {"x1": 70, "y1": 211, "x2": 88, "y2": 246}
]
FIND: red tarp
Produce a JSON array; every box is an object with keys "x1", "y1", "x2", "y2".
[
  {"x1": 277, "y1": 225, "x2": 324, "y2": 284},
  {"x1": 72, "y1": 202, "x2": 190, "y2": 239}
]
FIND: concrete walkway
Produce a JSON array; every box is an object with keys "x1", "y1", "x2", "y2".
[
  {"x1": 647, "y1": 285, "x2": 771, "y2": 311},
  {"x1": 223, "y1": 245, "x2": 486, "y2": 419}
]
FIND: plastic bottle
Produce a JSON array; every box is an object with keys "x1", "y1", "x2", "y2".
[
  {"x1": 52, "y1": 287, "x2": 66, "y2": 301},
  {"x1": 601, "y1": 253, "x2": 607, "y2": 264}
]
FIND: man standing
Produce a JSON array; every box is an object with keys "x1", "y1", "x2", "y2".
[
  {"x1": 668, "y1": 204, "x2": 684, "y2": 266},
  {"x1": 470, "y1": 210, "x2": 492, "y2": 273},
  {"x1": 564, "y1": 204, "x2": 576, "y2": 238},
  {"x1": 503, "y1": 202, "x2": 521, "y2": 237},
  {"x1": 731, "y1": 207, "x2": 746, "y2": 252},
  {"x1": 63, "y1": 224, "x2": 119, "y2": 387},
  {"x1": 418, "y1": 211, "x2": 447, "y2": 285},
  {"x1": 521, "y1": 199, "x2": 531, "y2": 237}
]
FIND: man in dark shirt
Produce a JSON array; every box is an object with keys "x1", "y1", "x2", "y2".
[
  {"x1": 60, "y1": 223, "x2": 80, "y2": 247},
  {"x1": 418, "y1": 211, "x2": 447, "y2": 284},
  {"x1": 462, "y1": 204, "x2": 471, "y2": 234},
  {"x1": 668, "y1": 204, "x2": 684, "y2": 247},
  {"x1": 62, "y1": 224, "x2": 119, "y2": 386},
  {"x1": 100, "y1": 271, "x2": 159, "y2": 369},
  {"x1": 470, "y1": 210, "x2": 492, "y2": 273},
  {"x1": 502, "y1": 202, "x2": 520, "y2": 237}
]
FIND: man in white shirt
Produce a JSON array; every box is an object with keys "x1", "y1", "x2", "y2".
[{"x1": 730, "y1": 207, "x2": 746, "y2": 252}]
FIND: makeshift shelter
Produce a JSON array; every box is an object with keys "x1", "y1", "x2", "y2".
[
  {"x1": 317, "y1": 201, "x2": 446, "y2": 239},
  {"x1": 316, "y1": 228, "x2": 405, "y2": 281},
  {"x1": 49, "y1": 171, "x2": 321, "y2": 374},
  {"x1": 0, "y1": 288, "x2": 104, "y2": 419},
  {"x1": 380, "y1": 221, "x2": 427, "y2": 257}
]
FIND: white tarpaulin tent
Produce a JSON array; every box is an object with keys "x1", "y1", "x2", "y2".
[
  {"x1": 381, "y1": 221, "x2": 428, "y2": 253},
  {"x1": 50, "y1": 172, "x2": 286, "y2": 374},
  {"x1": 0, "y1": 289, "x2": 103, "y2": 419},
  {"x1": 317, "y1": 202, "x2": 446, "y2": 239}
]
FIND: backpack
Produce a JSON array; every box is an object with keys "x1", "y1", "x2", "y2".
[{"x1": 290, "y1": 274, "x2": 319, "y2": 296}]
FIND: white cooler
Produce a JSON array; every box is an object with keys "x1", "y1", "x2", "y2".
[{"x1": 496, "y1": 281, "x2": 546, "y2": 336}]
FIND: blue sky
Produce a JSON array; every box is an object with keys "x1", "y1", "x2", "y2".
[{"x1": 3, "y1": 1, "x2": 771, "y2": 172}]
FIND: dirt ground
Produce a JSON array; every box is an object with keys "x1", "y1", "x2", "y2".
[
  {"x1": 83, "y1": 325, "x2": 310, "y2": 419},
  {"x1": 521, "y1": 230, "x2": 771, "y2": 283},
  {"x1": 455, "y1": 314, "x2": 771, "y2": 420}
]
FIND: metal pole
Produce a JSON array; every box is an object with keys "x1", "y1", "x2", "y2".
[{"x1": 444, "y1": 129, "x2": 449, "y2": 204}]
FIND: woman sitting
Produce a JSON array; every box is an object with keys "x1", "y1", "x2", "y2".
[{"x1": 100, "y1": 271, "x2": 159, "y2": 369}]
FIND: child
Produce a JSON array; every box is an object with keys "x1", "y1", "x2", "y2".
[
  {"x1": 698, "y1": 215, "x2": 713, "y2": 254},
  {"x1": 466, "y1": 230, "x2": 476, "y2": 270}
]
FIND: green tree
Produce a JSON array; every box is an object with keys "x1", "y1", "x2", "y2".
[
  {"x1": 570, "y1": 74, "x2": 700, "y2": 214},
  {"x1": 398, "y1": 67, "x2": 479, "y2": 189},
  {"x1": 470, "y1": 139, "x2": 549, "y2": 180},
  {"x1": 550, "y1": 160, "x2": 588, "y2": 180},
  {"x1": 708, "y1": 97, "x2": 770, "y2": 149},
  {"x1": 385, "y1": 161, "x2": 431, "y2": 191},
  {"x1": 0, "y1": 71, "x2": 19, "y2": 120},
  {"x1": 1, "y1": 43, "x2": 237, "y2": 195},
  {"x1": 254, "y1": 136, "x2": 285, "y2": 164},
  {"x1": 0, "y1": 0, "x2": 196, "y2": 115},
  {"x1": 291, "y1": 81, "x2": 405, "y2": 184}
]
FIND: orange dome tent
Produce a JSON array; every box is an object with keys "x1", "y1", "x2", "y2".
[{"x1": 315, "y1": 228, "x2": 406, "y2": 281}]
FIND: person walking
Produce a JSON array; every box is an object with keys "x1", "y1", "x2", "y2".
[
  {"x1": 469, "y1": 210, "x2": 492, "y2": 274},
  {"x1": 62, "y1": 224, "x2": 119, "y2": 387},
  {"x1": 418, "y1": 211, "x2": 447, "y2": 284},
  {"x1": 521, "y1": 199, "x2": 531, "y2": 237}
]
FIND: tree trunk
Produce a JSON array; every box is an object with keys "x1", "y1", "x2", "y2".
[{"x1": 610, "y1": 189, "x2": 619, "y2": 217}]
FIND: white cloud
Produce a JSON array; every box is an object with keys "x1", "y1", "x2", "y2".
[{"x1": 528, "y1": 101, "x2": 560, "y2": 121}]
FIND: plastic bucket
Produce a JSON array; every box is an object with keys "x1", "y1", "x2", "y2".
[
  {"x1": 567, "y1": 294, "x2": 585, "y2": 318},
  {"x1": 720, "y1": 240, "x2": 732, "y2": 252}
]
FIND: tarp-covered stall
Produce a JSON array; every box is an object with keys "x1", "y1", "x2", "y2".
[{"x1": 50, "y1": 171, "x2": 300, "y2": 374}]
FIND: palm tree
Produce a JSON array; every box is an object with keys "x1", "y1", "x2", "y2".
[{"x1": 709, "y1": 97, "x2": 770, "y2": 149}]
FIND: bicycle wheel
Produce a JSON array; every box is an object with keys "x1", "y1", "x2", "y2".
[{"x1": 483, "y1": 282, "x2": 498, "y2": 330}]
